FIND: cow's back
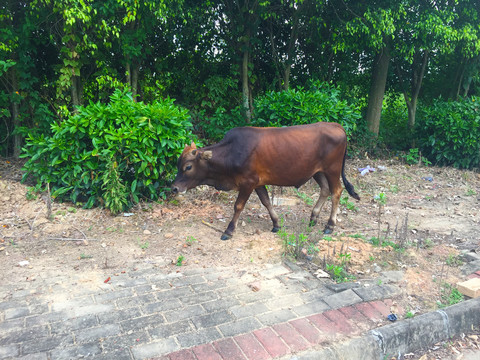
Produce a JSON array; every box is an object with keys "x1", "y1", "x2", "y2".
[{"x1": 217, "y1": 122, "x2": 347, "y2": 187}]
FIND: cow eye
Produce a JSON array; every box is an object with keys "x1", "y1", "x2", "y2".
[{"x1": 185, "y1": 165, "x2": 192, "y2": 171}]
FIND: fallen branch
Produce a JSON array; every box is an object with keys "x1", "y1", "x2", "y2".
[
  {"x1": 47, "y1": 237, "x2": 100, "y2": 241},
  {"x1": 201, "y1": 220, "x2": 224, "y2": 234}
]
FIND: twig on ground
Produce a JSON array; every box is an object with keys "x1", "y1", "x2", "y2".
[
  {"x1": 47, "y1": 237, "x2": 100, "y2": 241},
  {"x1": 201, "y1": 220, "x2": 224, "y2": 233}
]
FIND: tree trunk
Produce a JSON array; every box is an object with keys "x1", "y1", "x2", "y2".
[
  {"x1": 366, "y1": 47, "x2": 390, "y2": 136},
  {"x1": 71, "y1": 75, "x2": 82, "y2": 109},
  {"x1": 396, "y1": 50, "x2": 429, "y2": 132},
  {"x1": 10, "y1": 68, "x2": 21, "y2": 158},
  {"x1": 241, "y1": 46, "x2": 251, "y2": 122},
  {"x1": 406, "y1": 99, "x2": 416, "y2": 130},
  {"x1": 131, "y1": 64, "x2": 139, "y2": 101}
]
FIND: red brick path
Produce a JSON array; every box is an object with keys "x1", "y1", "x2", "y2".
[{"x1": 165, "y1": 299, "x2": 404, "y2": 360}]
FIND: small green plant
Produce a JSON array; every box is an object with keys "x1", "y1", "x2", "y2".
[
  {"x1": 325, "y1": 263, "x2": 355, "y2": 283},
  {"x1": 405, "y1": 148, "x2": 420, "y2": 165},
  {"x1": 340, "y1": 195, "x2": 358, "y2": 211},
  {"x1": 322, "y1": 235, "x2": 334, "y2": 241},
  {"x1": 405, "y1": 310, "x2": 415, "y2": 319},
  {"x1": 350, "y1": 233, "x2": 366, "y2": 240},
  {"x1": 389, "y1": 184, "x2": 399, "y2": 194},
  {"x1": 176, "y1": 255, "x2": 185, "y2": 266},
  {"x1": 137, "y1": 239, "x2": 149, "y2": 250},
  {"x1": 278, "y1": 225, "x2": 311, "y2": 259},
  {"x1": 423, "y1": 238, "x2": 434, "y2": 249},
  {"x1": 369, "y1": 255, "x2": 375, "y2": 262},
  {"x1": 67, "y1": 207, "x2": 77, "y2": 213},
  {"x1": 438, "y1": 283, "x2": 464, "y2": 308},
  {"x1": 338, "y1": 252, "x2": 351, "y2": 267},
  {"x1": 445, "y1": 253, "x2": 463, "y2": 267},
  {"x1": 294, "y1": 189, "x2": 314, "y2": 206},
  {"x1": 374, "y1": 192, "x2": 387, "y2": 206},
  {"x1": 102, "y1": 158, "x2": 128, "y2": 215},
  {"x1": 79, "y1": 253, "x2": 93, "y2": 259},
  {"x1": 26, "y1": 187, "x2": 39, "y2": 200},
  {"x1": 377, "y1": 279, "x2": 383, "y2": 285},
  {"x1": 186, "y1": 236, "x2": 197, "y2": 246},
  {"x1": 465, "y1": 188, "x2": 477, "y2": 196}
]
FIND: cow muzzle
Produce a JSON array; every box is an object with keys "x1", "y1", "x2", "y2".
[{"x1": 171, "y1": 185, "x2": 186, "y2": 195}]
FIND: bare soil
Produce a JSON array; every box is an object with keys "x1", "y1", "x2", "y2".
[{"x1": 1, "y1": 158, "x2": 480, "y2": 319}]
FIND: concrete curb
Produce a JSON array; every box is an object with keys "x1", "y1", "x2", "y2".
[{"x1": 285, "y1": 297, "x2": 480, "y2": 360}]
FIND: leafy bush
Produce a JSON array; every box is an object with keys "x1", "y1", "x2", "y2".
[
  {"x1": 194, "y1": 105, "x2": 245, "y2": 142},
  {"x1": 379, "y1": 93, "x2": 410, "y2": 151},
  {"x1": 252, "y1": 82, "x2": 361, "y2": 138},
  {"x1": 21, "y1": 89, "x2": 193, "y2": 213},
  {"x1": 417, "y1": 97, "x2": 480, "y2": 169}
]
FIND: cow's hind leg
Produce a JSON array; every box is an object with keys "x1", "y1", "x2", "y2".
[
  {"x1": 255, "y1": 186, "x2": 280, "y2": 232},
  {"x1": 310, "y1": 173, "x2": 330, "y2": 227},
  {"x1": 323, "y1": 172, "x2": 343, "y2": 234},
  {"x1": 222, "y1": 188, "x2": 253, "y2": 240}
]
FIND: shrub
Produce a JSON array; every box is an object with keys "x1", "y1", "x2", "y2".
[
  {"x1": 21, "y1": 89, "x2": 194, "y2": 213},
  {"x1": 417, "y1": 97, "x2": 480, "y2": 169},
  {"x1": 379, "y1": 93, "x2": 410, "y2": 151},
  {"x1": 252, "y1": 82, "x2": 361, "y2": 138}
]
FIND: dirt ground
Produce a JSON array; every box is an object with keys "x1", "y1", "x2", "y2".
[{"x1": 1, "y1": 157, "x2": 479, "y2": 327}]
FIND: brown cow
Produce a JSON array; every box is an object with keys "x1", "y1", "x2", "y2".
[{"x1": 172, "y1": 122, "x2": 360, "y2": 240}]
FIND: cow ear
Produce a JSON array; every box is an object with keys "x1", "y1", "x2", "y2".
[
  {"x1": 202, "y1": 151, "x2": 213, "y2": 160},
  {"x1": 190, "y1": 142, "x2": 197, "y2": 149}
]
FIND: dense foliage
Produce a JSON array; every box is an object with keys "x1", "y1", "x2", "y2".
[
  {"x1": 417, "y1": 97, "x2": 480, "y2": 169},
  {"x1": 21, "y1": 90, "x2": 193, "y2": 212},
  {"x1": 253, "y1": 83, "x2": 360, "y2": 137}
]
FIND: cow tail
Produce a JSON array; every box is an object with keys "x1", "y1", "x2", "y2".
[{"x1": 341, "y1": 148, "x2": 360, "y2": 201}]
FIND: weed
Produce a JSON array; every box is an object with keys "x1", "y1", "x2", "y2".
[
  {"x1": 67, "y1": 207, "x2": 77, "y2": 213},
  {"x1": 278, "y1": 227, "x2": 310, "y2": 259},
  {"x1": 26, "y1": 187, "x2": 38, "y2": 200},
  {"x1": 369, "y1": 255, "x2": 375, "y2": 262},
  {"x1": 340, "y1": 195, "x2": 358, "y2": 211},
  {"x1": 325, "y1": 263, "x2": 355, "y2": 283},
  {"x1": 465, "y1": 188, "x2": 477, "y2": 196},
  {"x1": 438, "y1": 283, "x2": 463, "y2": 308},
  {"x1": 389, "y1": 184, "x2": 399, "y2": 194},
  {"x1": 423, "y1": 238, "x2": 434, "y2": 249},
  {"x1": 405, "y1": 311, "x2": 415, "y2": 319},
  {"x1": 338, "y1": 252, "x2": 351, "y2": 267},
  {"x1": 137, "y1": 239, "x2": 149, "y2": 250},
  {"x1": 350, "y1": 233, "x2": 366, "y2": 240},
  {"x1": 294, "y1": 189, "x2": 314, "y2": 206},
  {"x1": 377, "y1": 279, "x2": 383, "y2": 285},
  {"x1": 186, "y1": 236, "x2": 197, "y2": 246},
  {"x1": 445, "y1": 253, "x2": 463, "y2": 267},
  {"x1": 176, "y1": 255, "x2": 185, "y2": 266},
  {"x1": 322, "y1": 235, "x2": 334, "y2": 241},
  {"x1": 79, "y1": 253, "x2": 93, "y2": 260}
]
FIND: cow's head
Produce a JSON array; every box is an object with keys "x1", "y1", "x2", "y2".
[{"x1": 171, "y1": 142, "x2": 212, "y2": 194}]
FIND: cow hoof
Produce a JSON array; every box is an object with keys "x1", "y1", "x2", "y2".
[
  {"x1": 323, "y1": 227, "x2": 333, "y2": 235},
  {"x1": 272, "y1": 227, "x2": 280, "y2": 233},
  {"x1": 220, "y1": 233, "x2": 232, "y2": 241}
]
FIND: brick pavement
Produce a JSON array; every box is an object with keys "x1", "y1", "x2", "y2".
[{"x1": 0, "y1": 261, "x2": 402, "y2": 360}]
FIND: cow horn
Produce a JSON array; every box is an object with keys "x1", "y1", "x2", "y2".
[{"x1": 202, "y1": 151, "x2": 213, "y2": 160}]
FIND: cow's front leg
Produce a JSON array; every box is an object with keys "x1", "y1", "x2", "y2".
[
  {"x1": 221, "y1": 188, "x2": 253, "y2": 240},
  {"x1": 255, "y1": 186, "x2": 280, "y2": 232}
]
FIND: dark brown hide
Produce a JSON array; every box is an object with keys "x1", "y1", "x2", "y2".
[{"x1": 172, "y1": 122, "x2": 359, "y2": 240}]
